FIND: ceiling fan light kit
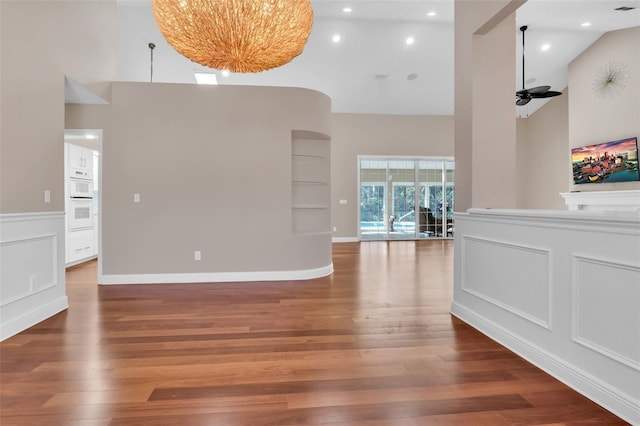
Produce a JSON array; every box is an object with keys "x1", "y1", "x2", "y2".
[
  {"x1": 516, "y1": 25, "x2": 562, "y2": 106},
  {"x1": 151, "y1": 0, "x2": 314, "y2": 73}
]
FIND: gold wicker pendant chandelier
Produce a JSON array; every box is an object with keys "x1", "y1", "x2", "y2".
[{"x1": 151, "y1": 0, "x2": 314, "y2": 73}]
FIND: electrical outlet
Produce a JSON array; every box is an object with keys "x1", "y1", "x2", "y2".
[
  {"x1": 134, "y1": 193, "x2": 141, "y2": 203},
  {"x1": 44, "y1": 190, "x2": 51, "y2": 203},
  {"x1": 194, "y1": 251, "x2": 201, "y2": 261},
  {"x1": 333, "y1": 227, "x2": 337, "y2": 232}
]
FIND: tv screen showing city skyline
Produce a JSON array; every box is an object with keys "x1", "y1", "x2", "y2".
[{"x1": 571, "y1": 137, "x2": 639, "y2": 184}]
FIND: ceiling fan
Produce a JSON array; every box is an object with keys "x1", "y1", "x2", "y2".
[{"x1": 516, "y1": 25, "x2": 562, "y2": 106}]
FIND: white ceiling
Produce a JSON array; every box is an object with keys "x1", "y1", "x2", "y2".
[{"x1": 116, "y1": 0, "x2": 640, "y2": 116}]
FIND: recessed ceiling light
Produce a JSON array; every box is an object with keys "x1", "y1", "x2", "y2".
[
  {"x1": 221, "y1": 70, "x2": 230, "y2": 77},
  {"x1": 540, "y1": 44, "x2": 551, "y2": 51},
  {"x1": 332, "y1": 34, "x2": 341, "y2": 43},
  {"x1": 581, "y1": 22, "x2": 592, "y2": 27},
  {"x1": 407, "y1": 73, "x2": 418, "y2": 81},
  {"x1": 406, "y1": 37, "x2": 415, "y2": 45},
  {"x1": 194, "y1": 72, "x2": 218, "y2": 85},
  {"x1": 342, "y1": 7, "x2": 352, "y2": 13},
  {"x1": 427, "y1": 11, "x2": 437, "y2": 17}
]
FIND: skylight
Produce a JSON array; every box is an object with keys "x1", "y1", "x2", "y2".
[{"x1": 194, "y1": 72, "x2": 218, "y2": 85}]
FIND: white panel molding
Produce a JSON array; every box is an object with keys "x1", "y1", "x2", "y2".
[
  {"x1": 0, "y1": 211, "x2": 65, "y2": 223},
  {"x1": 0, "y1": 234, "x2": 58, "y2": 307},
  {"x1": 451, "y1": 302, "x2": 640, "y2": 426},
  {"x1": 453, "y1": 209, "x2": 640, "y2": 424},
  {"x1": 1, "y1": 212, "x2": 67, "y2": 341},
  {"x1": 572, "y1": 254, "x2": 640, "y2": 372},
  {"x1": 463, "y1": 208, "x2": 640, "y2": 236},
  {"x1": 460, "y1": 234, "x2": 553, "y2": 330},
  {"x1": 100, "y1": 263, "x2": 334, "y2": 285},
  {"x1": 0, "y1": 297, "x2": 68, "y2": 341}
]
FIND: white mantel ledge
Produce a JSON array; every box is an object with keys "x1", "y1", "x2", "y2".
[{"x1": 560, "y1": 190, "x2": 640, "y2": 211}]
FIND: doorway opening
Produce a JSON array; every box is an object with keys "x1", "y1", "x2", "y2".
[
  {"x1": 358, "y1": 157, "x2": 454, "y2": 240},
  {"x1": 64, "y1": 129, "x2": 102, "y2": 279}
]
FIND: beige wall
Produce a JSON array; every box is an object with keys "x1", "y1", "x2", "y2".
[
  {"x1": 454, "y1": 0, "x2": 526, "y2": 211},
  {"x1": 472, "y1": 13, "x2": 519, "y2": 209},
  {"x1": 513, "y1": 26, "x2": 639, "y2": 208},
  {"x1": 516, "y1": 92, "x2": 570, "y2": 209},
  {"x1": 568, "y1": 26, "x2": 640, "y2": 192},
  {"x1": 0, "y1": 1, "x2": 116, "y2": 213},
  {"x1": 66, "y1": 82, "x2": 332, "y2": 276},
  {"x1": 330, "y1": 114, "x2": 454, "y2": 238}
]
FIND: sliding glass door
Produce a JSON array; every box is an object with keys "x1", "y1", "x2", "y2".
[
  {"x1": 359, "y1": 157, "x2": 454, "y2": 240},
  {"x1": 359, "y1": 160, "x2": 387, "y2": 239}
]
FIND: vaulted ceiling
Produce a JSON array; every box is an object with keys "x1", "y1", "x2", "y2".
[{"x1": 116, "y1": 0, "x2": 640, "y2": 116}]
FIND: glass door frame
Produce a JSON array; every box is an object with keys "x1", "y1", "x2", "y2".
[{"x1": 357, "y1": 155, "x2": 454, "y2": 241}]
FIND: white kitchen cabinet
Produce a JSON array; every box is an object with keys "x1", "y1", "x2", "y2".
[
  {"x1": 64, "y1": 142, "x2": 98, "y2": 266},
  {"x1": 67, "y1": 143, "x2": 94, "y2": 180},
  {"x1": 67, "y1": 228, "x2": 95, "y2": 264}
]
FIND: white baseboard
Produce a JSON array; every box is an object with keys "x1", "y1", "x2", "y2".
[
  {"x1": 100, "y1": 263, "x2": 334, "y2": 285},
  {"x1": 332, "y1": 237, "x2": 359, "y2": 243},
  {"x1": 66, "y1": 255, "x2": 98, "y2": 268},
  {"x1": 1, "y1": 296, "x2": 68, "y2": 341},
  {"x1": 450, "y1": 302, "x2": 640, "y2": 425}
]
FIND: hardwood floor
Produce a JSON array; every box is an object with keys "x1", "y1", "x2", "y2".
[{"x1": 0, "y1": 241, "x2": 628, "y2": 425}]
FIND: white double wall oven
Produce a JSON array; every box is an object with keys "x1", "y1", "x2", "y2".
[{"x1": 64, "y1": 131, "x2": 100, "y2": 266}]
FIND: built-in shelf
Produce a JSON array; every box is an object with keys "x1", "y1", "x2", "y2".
[
  {"x1": 294, "y1": 154, "x2": 326, "y2": 159},
  {"x1": 293, "y1": 181, "x2": 328, "y2": 185},
  {"x1": 292, "y1": 231, "x2": 333, "y2": 236},
  {"x1": 291, "y1": 130, "x2": 330, "y2": 234},
  {"x1": 293, "y1": 204, "x2": 329, "y2": 209}
]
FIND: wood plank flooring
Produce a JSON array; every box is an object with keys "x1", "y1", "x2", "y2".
[{"x1": 0, "y1": 241, "x2": 628, "y2": 425}]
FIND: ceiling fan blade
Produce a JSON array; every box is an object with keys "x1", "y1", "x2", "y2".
[
  {"x1": 527, "y1": 85, "x2": 551, "y2": 94},
  {"x1": 516, "y1": 97, "x2": 531, "y2": 106},
  {"x1": 516, "y1": 89, "x2": 529, "y2": 96},
  {"x1": 532, "y1": 90, "x2": 562, "y2": 98}
]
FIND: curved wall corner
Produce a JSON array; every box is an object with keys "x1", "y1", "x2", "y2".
[{"x1": 65, "y1": 83, "x2": 333, "y2": 283}]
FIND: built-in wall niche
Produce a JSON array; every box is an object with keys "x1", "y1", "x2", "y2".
[{"x1": 291, "y1": 130, "x2": 331, "y2": 234}]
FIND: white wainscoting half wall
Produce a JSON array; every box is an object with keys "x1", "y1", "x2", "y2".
[
  {"x1": 0, "y1": 212, "x2": 68, "y2": 341},
  {"x1": 451, "y1": 208, "x2": 640, "y2": 425}
]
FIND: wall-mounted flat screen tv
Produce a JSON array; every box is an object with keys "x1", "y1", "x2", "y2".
[{"x1": 571, "y1": 136, "x2": 639, "y2": 184}]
